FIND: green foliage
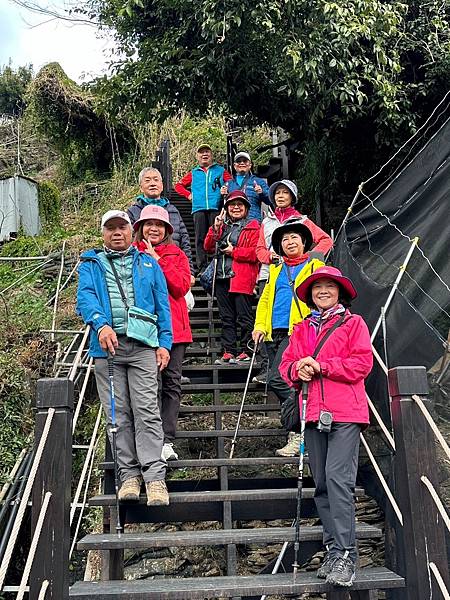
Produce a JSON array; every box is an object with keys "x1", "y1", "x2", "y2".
[
  {"x1": 25, "y1": 63, "x2": 132, "y2": 182},
  {"x1": 0, "y1": 353, "x2": 33, "y2": 485},
  {"x1": 89, "y1": 0, "x2": 449, "y2": 138},
  {"x1": 38, "y1": 180, "x2": 62, "y2": 227},
  {"x1": 0, "y1": 63, "x2": 33, "y2": 116},
  {"x1": 85, "y1": 0, "x2": 450, "y2": 225}
]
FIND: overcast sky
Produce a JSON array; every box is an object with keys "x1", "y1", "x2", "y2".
[{"x1": 1, "y1": 0, "x2": 113, "y2": 82}]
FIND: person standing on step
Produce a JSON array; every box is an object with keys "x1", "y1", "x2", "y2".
[
  {"x1": 252, "y1": 220, "x2": 324, "y2": 457},
  {"x1": 76, "y1": 209, "x2": 172, "y2": 506},
  {"x1": 132, "y1": 205, "x2": 193, "y2": 461},
  {"x1": 128, "y1": 167, "x2": 195, "y2": 284},
  {"x1": 279, "y1": 266, "x2": 372, "y2": 588},
  {"x1": 204, "y1": 190, "x2": 260, "y2": 365},
  {"x1": 253, "y1": 179, "x2": 333, "y2": 386},
  {"x1": 175, "y1": 144, "x2": 232, "y2": 275},
  {"x1": 220, "y1": 151, "x2": 271, "y2": 223}
]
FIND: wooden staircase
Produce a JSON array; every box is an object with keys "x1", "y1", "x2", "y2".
[{"x1": 69, "y1": 191, "x2": 405, "y2": 599}]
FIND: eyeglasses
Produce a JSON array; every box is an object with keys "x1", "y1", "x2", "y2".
[
  {"x1": 228, "y1": 201, "x2": 245, "y2": 207},
  {"x1": 234, "y1": 160, "x2": 250, "y2": 164}
]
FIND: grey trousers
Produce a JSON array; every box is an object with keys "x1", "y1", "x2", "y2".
[
  {"x1": 95, "y1": 336, "x2": 166, "y2": 484},
  {"x1": 305, "y1": 422, "x2": 361, "y2": 561}
]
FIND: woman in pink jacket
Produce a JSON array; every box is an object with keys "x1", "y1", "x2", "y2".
[{"x1": 279, "y1": 266, "x2": 372, "y2": 588}]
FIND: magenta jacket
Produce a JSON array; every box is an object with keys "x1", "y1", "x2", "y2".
[{"x1": 279, "y1": 312, "x2": 373, "y2": 425}]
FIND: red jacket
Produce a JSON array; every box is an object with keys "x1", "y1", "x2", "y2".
[
  {"x1": 133, "y1": 242, "x2": 192, "y2": 344},
  {"x1": 279, "y1": 312, "x2": 373, "y2": 424},
  {"x1": 204, "y1": 220, "x2": 260, "y2": 295}
]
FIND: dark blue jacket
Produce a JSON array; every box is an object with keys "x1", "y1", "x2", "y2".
[
  {"x1": 226, "y1": 174, "x2": 271, "y2": 222},
  {"x1": 127, "y1": 196, "x2": 194, "y2": 275},
  {"x1": 76, "y1": 247, "x2": 173, "y2": 357}
]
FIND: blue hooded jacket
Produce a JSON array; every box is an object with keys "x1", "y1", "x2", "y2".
[{"x1": 76, "y1": 246, "x2": 173, "y2": 357}]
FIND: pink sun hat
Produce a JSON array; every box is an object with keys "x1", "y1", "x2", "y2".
[
  {"x1": 133, "y1": 205, "x2": 174, "y2": 234},
  {"x1": 295, "y1": 266, "x2": 357, "y2": 303}
]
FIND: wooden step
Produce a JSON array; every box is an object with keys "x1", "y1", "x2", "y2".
[
  {"x1": 99, "y1": 456, "x2": 304, "y2": 471},
  {"x1": 70, "y1": 568, "x2": 405, "y2": 599},
  {"x1": 174, "y1": 429, "x2": 284, "y2": 439},
  {"x1": 78, "y1": 523, "x2": 381, "y2": 551},
  {"x1": 89, "y1": 487, "x2": 314, "y2": 507},
  {"x1": 177, "y1": 403, "x2": 278, "y2": 413},
  {"x1": 91, "y1": 482, "x2": 326, "y2": 523},
  {"x1": 181, "y1": 382, "x2": 262, "y2": 393}
]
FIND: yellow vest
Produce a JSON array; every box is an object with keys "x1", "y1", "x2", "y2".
[{"x1": 254, "y1": 258, "x2": 324, "y2": 341}]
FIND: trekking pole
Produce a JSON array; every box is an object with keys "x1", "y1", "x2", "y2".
[
  {"x1": 206, "y1": 243, "x2": 219, "y2": 363},
  {"x1": 262, "y1": 359, "x2": 270, "y2": 400},
  {"x1": 107, "y1": 355, "x2": 123, "y2": 536},
  {"x1": 293, "y1": 380, "x2": 308, "y2": 579},
  {"x1": 229, "y1": 340, "x2": 259, "y2": 459}
]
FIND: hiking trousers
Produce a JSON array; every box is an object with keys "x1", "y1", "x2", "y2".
[
  {"x1": 305, "y1": 422, "x2": 361, "y2": 561},
  {"x1": 266, "y1": 330, "x2": 292, "y2": 405},
  {"x1": 215, "y1": 278, "x2": 254, "y2": 356},
  {"x1": 95, "y1": 336, "x2": 166, "y2": 483},
  {"x1": 158, "y1": 342, "x2": 187, "y2": 442},
  {"x1": 194, "y1": 209, "x2": 219, "y2": 272}
]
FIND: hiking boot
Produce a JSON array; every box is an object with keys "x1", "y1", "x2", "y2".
[
  {"x1": 326, "y1": 554, "x2": 356, "y2": 587},
  {"x1": 146, "y1": 480, "x2": 170, "y2": 506},
  {"x1": 118, "y1": 476, "x2": 142, "y2": 502},
  {"x1": 161, "y1": 442, "x2": 179, "y2": 461},
  {"x1": 215, "y1": 352, "x2": 236, "y2": 365},
  {"x1": 252, "y1": 372, "x2": 267, "y2": 384},
  {"x1": 236, "y1": 352, "x2": 251, "y2": 363},
  {"x1": 317, "y1": 552, "x2": 337, "y2": 579},
  {"x1": 275, "y1": 432, "x2": 300, "y2": 457}
]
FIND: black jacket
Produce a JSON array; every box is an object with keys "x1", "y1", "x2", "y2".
[{"x1": 128, "y1": 197, "x2": 194, "y2": 274}]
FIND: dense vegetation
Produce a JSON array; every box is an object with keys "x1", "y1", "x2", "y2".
[{"x1": 85, "y1": 0, "x2": 450, "y2": 224}]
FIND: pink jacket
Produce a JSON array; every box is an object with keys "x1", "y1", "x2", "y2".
[{"x1": 279, "y1": 312, "x2": 373, "y2": 424}]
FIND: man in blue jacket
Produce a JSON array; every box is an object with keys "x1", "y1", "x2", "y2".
[
  {"x1": 76, "y1": 209, "x2": 173, "y2": 506},
  {"x1": 221, "y1": 151, "x2": 271, "y2": 222},
  {"x1": 175, "y1": 144, "x2": 232, "y2": 273}
]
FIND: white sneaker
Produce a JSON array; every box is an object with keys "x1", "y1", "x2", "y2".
[
  {"x1": 161, "y1": 443, "x2": 179, "y2": 461},
  {"x1": 275, "y1": 432, "x2": 301, "y2": 457}
]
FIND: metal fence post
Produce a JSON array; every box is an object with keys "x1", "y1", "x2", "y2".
[
  {"x1": 388, "y1": 366, "x2": 449, "y2": 600},
  {"x1": 30, "y1": 378, "x2": 73, "y2": 600}
]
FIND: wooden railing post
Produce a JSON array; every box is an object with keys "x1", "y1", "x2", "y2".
[
  {"x1": 30, "y1": 378, "x2": 73, "y2": 600},
  {"x1": 388, "y1": 366, "x2": 449, "y2": 600}
]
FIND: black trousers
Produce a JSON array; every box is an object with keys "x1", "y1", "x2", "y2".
[
  {"x1": 158, "y1": 343, "x2": 187, "y2": 442},
  {"x1": 306, "y1": 422, "x2": 361, "y2": 561},
  {"x1": 266, "y1": 330, "x2": 293, "y2": 405},
  {"x1": 193, "y1": 209, "x2": 219, "y2": 272},
  {"x1": 215, "y1": 278, "x2": 254, "y2": 356},
  {"x1": 257, "y1": 279, "x2": 269, "y2": 371}
]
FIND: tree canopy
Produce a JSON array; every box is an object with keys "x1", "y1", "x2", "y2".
[
  {"x1": 85, "y1": 0, "x2": 450, "y2": 225},
  {"x1": 0, "y1": 63, "x2": 33, "y2": 116},
  {"x1": 91, "y1": 0, "x2": 450, "y2": 140}
]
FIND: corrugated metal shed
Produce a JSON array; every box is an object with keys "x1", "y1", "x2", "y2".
[{"x1": 0, "y1": 175, "x2": 41, "y2": 241}]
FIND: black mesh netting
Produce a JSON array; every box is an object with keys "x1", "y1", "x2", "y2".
[{"x1": 332, "y1": 112, "x2": 450, "y2": 422}]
